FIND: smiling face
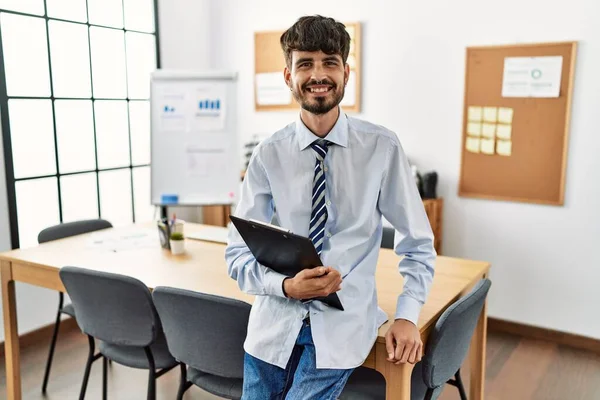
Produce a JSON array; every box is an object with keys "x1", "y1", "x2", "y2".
[{"x1": 285, "y1": 50, "x2": 349, "y2": 115}]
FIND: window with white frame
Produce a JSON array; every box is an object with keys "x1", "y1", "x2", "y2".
[{"x1": 0, "y1": 0, "x2": 159, "y2": 248}]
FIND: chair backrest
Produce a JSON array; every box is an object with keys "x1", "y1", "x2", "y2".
[
  {"x1": 421, "y1": 278, "x2": 491, "y2": 389},
  {"x1": 38, "y1": 219, "x2": 112, "y2": 243},
  {"x1": 152, "y1": 287, "x2": 251, "y2": 379},
  {"x1": 381, "y1": 226, "x2": 395, "y2": 249},
  {"x1": 59, "y1": 266, "x2": 160, "y2": 347}
]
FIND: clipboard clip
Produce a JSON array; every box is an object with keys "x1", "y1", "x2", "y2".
[{"x1": 248, "y1": 218, "x2": 292, "y2": 234}]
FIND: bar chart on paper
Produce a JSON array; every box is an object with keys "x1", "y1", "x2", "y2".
[{"x1": 198, "y1": 99, "x2": 221, "y2": 112}]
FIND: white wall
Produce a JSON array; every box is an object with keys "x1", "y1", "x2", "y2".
[
  {"x1": 209, "y1": 0, "x2": 600, "y2": 339},
  {"x1": 0, "y1": 0, "x2": 213, "y2": 343}
]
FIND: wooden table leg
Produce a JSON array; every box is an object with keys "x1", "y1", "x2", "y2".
[
  {"x1": 1, "y1": 261, "x2": 21, "y2": 400},
  {"x1": 375, "y1": 342, "x2": 414, "y2": 400},
  {"x1": 469, "y1": 298, "x2": 487, "y2": 400}
]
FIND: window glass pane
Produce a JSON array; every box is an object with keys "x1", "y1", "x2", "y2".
[
  {"x1": 129, "y1": 101, "x2": 150, "y2": 165},
  {"x1": 90, "y1": 27, "x2": 127, "y2": 98},
  {"x1": 16, "y1": 177, "x2": 59, "y2": 248},
  {"x1": 60, "y1": 173, "x2": 98, "y2": 223},
  {"x1": 126, "y1": 32, "x2": 156, "y2": 99},
  {"x1": 132, "y1": 166, "x2": 154, "y2": 222},
  {"x1": 95, "y1": 100, "x2": 130, "y2": 169},
  {"x1": 55, "y1": 100, "x2": 96, "y2": 173},
  {"x1": 0, "y1": 13, "x2": 50, "y2": 97},
  {"x1": 9, "y1": 99, "x2": 56, "y2": 179},
  {"x1": 49, "y1": 21, "x2": 91, "y2": 98},
  {"x1": 87, "y1": 0, "x2": 122, "y2": 28},
  {"x1": 123, "y1": 0, "x2": 154, "y2": 33},
  {"x1": 99, "y1": 169, "x2": 132, "y2": 226},
  {"x1": 46, "y1": 0, "x2": 87, "y2": 22},
  {"x1": 0, "y1": 0, "x2": 44, "y2": 15}
]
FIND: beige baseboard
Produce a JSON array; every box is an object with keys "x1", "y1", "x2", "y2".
[
  {"x1": 0, "y1": 317, "x2": 79, "y2": 358},
  {"x1": 488, "y1": 317, "x2": 600, "y2": 354}
]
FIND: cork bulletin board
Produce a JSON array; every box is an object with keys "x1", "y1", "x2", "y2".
[
  {"x1": 458, "y1": 42, "x2": 577, "y2": 206},
  {"x1": 254, "y1": 22, "x2": 361, "y2": 113}
]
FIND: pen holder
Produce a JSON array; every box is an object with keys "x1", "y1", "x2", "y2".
[
  {"x1": 157, "y1": 220, "x2": 171, "y2": 250},
  {"x1": 157, "y1": 219, "x2": 186, "y2": 250}
]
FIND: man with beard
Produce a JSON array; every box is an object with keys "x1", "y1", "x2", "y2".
[{"x1": 226, "y1": 15, "x2": 436, "y2": 399}]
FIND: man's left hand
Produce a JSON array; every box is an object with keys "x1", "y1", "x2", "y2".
[{"x1": 384, "y1": 319, "x2": 423, "y2": 365}]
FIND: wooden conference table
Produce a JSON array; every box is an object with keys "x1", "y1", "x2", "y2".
[{"x1": 1, "y1": 223, "x2": 490, "y2": 400}]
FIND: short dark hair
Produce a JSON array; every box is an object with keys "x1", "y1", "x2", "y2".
[{"x1": 280, "y1": 15, "x2": 351, "y2": 69}]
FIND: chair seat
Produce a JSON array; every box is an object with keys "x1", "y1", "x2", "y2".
[
  {"x1": 340, "y1": 364, "x2": 443, "y2": 400},
  {"x1": 99, "y1": 333, "x2": 177, "y2": 370},
  {"x1": 188, "y1": 367, "x2": 243, "y2": 400},
  {"x1": 61, "y1": 303, "x2": 76, "y2": 317},
  {"x1": 340, "y1": 367, "x2": 386, "y2": 400}
]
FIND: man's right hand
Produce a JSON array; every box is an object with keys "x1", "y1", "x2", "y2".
[{"x1": 283, "y1": 267, "x2": 342, "y2": 300}]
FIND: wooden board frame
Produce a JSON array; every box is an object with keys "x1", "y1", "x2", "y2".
[{"x1": 458, "y1": 42, "x2": 577, "y2": 205}]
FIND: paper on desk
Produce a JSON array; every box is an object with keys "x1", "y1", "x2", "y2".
[{"x1": 87, "y1": 230, "x2": 159, "y2": 252}]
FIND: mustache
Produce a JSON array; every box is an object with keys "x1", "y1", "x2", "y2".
[{"x1": 302, "y1": 79, "x2": 336, "y2": 90}]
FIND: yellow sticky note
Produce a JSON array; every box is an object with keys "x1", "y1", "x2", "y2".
[
  {"x1": 467, "y1": 122, "x2": 481, "y2": 136},
  {"x1": 496, "y1": 124, "x2": 512, "y2": 140},
  {"x1": 481, "y1": 138, "x2": 495, "y2": 155},
  {"x1": 468, "y1": 107, "x2": 482, "y2": 122},
  {"x1": 498, "y1": 108, "x2": 514, "y2": 124},
  {"x1": 482, "y1": 123, "x2": 496, "y2": 139},
  {"x1": 468, "y1": 106, "x2": 483, "y2": 122},
  {"x1": 497, "y1": 140, "x2": 512, "y2": 156},
  {"x1": 466, "y1": 137, "x2": 480, "y2": 153},
  {"x1": 483, "y1": 107, "x2": 498, "y2": 123}
]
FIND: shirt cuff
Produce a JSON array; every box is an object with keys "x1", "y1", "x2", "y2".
[
  {"x1": 263, "y1": 269, "x2": 288, "y2": 298},
  {"x1": 395, "y1": 295, "x2": 422, "y2": 326}
]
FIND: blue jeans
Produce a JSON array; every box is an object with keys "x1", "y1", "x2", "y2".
[{"x1": 242, "y1": 319, "x2": 354, "y2": 400}]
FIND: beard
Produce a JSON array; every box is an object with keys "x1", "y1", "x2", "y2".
[{"x1": 291, "y1": 79, "x2": 345, "y2": 115}]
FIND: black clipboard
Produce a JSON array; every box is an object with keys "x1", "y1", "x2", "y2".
[{"x1": 229, "y1": 215, "x2": 344, "y2": 311}]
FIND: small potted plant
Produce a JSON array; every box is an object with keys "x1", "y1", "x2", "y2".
[{"x1": 169, "y1": 232, "x2": 185, "y2": 255}]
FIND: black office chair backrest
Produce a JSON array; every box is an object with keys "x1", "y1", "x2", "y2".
[
  {"x1": 421, "y1": 278, "x2": 491, "y2": 389},
  {"x1": 152, "y1": 287, "x2": 251, "y2": 379},
  {"x1": 381, "y1": 226, "x2": 395, "y2": 249},
  {"x1": 59, "y1": 266, "x2": 160, "y2": 347},
  {"x1": 38, "y1": 219, "x2": 112, "y2": 243}
]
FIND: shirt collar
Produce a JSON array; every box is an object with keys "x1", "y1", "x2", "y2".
[{"x1": 296, "y1": 107, "x2": 349, "y2": 150}]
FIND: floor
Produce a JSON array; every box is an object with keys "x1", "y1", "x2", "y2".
[{"x1": 1, "y1": 329, "x2": 600, "y2": 399}]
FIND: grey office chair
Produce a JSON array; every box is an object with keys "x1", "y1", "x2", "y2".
[
  {"x1": 59, "y1": 267, "x2": 178, "y2": 400},
  {"x1": 37, "y1": 218, "x2": 113, "y2": 393},
  {"x1": 381, "y1": 226, "x2": 395, "y2": 249},
  {"x1": 152, "y1": 287, "x2": 251, "y2": 400},
  {"x1": 340, "y1": 278, "x2": 492, "y2": 400}
]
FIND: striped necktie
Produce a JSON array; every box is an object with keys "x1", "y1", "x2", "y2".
[{"x1": 309, "y1": 139, "x2": 331, "y2": 255}]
